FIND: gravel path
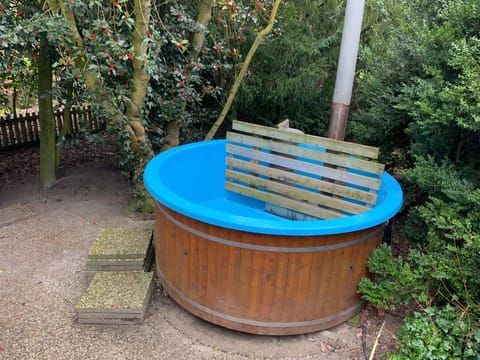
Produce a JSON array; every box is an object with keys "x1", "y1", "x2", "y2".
[{"x1": 0, "y1": 150, "x2": 399, "y2": 359}]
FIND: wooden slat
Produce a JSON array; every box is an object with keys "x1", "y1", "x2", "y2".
[
  {"x1": 227, "y1": 132, "x2": 385, "y2": 175},
  {"x1": 33, "y1": 118, "x2": 39, "y2": 141},
  {"x1": 226, "y1": 182, "x2": 345, "y2": 219},
  {"x1": 71, "y1": 109, "x2": 78, "y2": 133},
  {"x1": 19, "y1": 118, "x2": 27, "y2": 143},
  {"x1": 0, "y1": 107, "x2": 105, "y2": 149},
  {"x1": 25, "y1": 119, "x2": 32, "y2": 142},
  {"x1": 226, "y1": 169, "x2": 371, "y2": 214},
  {"x1": 0, "y1": 123, "x2": 9, "y2": 147},
  {"x1": 232, "y1": 120, "x2": 380, "y2": 159},
  {"x1": 7, "y1": 122, "x2": 15, "y2": 145},
  {"x1": 88, "y1": 109, "x2": 95, "y2": 130},
  {"x1": 56, "y1": 110, "x2": 63, "y2": 135},
  {"x1": 226, "y1": 157, "x2": 378, "y2": 204},
  {"x1": 224, "y1": 120, "x2": 386, "y2": 220},
  {"x1": 79, "y1": 109, "x2": 87, "y2": 130},
  {"x1": 26, "y1": 119, "x2": 35, "y2": 142},
  {"x1": 13, "y1": 121, "x2": 22, "y2": 144},
  {"x1": 226, "y1": 143, "x2": 382, "y2": 190}
]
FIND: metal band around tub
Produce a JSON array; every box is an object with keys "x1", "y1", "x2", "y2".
[
  {"x1": 157, "y1": 204, "x2": 385, "y2": 253},
  {"x1": 158, "y1": 268, "x2": 362, "y2": 329}
]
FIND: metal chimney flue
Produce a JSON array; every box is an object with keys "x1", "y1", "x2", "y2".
[{"x1": 328, "y1": 0, "x2": 365, "y2": 140}]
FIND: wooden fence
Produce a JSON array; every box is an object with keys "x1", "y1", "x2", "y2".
[{"x1": 0, "y1": 107, "x2": 103, "y2": 149}]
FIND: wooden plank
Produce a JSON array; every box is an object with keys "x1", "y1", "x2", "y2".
[
  {"x1": 26, "y1": 119, "x2": 34, "y2": 142},
  {"x1": 225, "y1": 120, "x2": 386, "y2": 219},
  {"x1": 226, "y1": 143, "x2": 382, "y2": 190},
  {"x1": 226, "y1": 182, "x2": 344, "y2": 219},
  {"x1": 226, "y1": 170, "x2": 371, "y2": 214},
  {"x1": 86, "y1": 109, "x2": 93, "y2": 130},
  {"x1": 79, "y1": 108, "x2": 86, "y2": 130},
  {"x1": 25, "y1": 113, "x2": 36, "y2": 143},
  {"x1": 86, "y1": 107, "x2": 98, "y2": 130},
  {"x1": 7, "y1": 122, "x2": 15, "y2": 146},
  {"x1": 13, "y1": 120, "x2": 22, "y2": 145},
  {"x1": 232, "y1": 120, "x2": 379, "y2": 159},
  {"x1": 72, "y1": 108, "x2": 79, "y2": 133},
  {"x1": 33, "y1": 118, "x2": 39, "y2": 141},
  {"x1": 227, "y1": 132, "x2": 385, "y2": 175},
  {"x1": 0, "y1": 107, "x2": 102, "y2": 149},
  {"x1": 19, "y1": 118, "x2": 28, "y2": 143},
  {"x1": 0, "y1": 123, "x2": 9, "y2": 147},
  {"x1": 226, "y1": 157, "x2": 378, "y2": 204},
  {"x1": 86, "y1": 107, "x2": 94, "y2": 129},
  {"x1": 56, "y1": 110, "x2": 63, "y2": 135}
]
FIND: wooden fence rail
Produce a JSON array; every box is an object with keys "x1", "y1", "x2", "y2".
[{"x1": 0, "y1": 107, "x2": 103, "y2": 149}]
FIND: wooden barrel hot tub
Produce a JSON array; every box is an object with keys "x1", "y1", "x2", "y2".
[{"x1": 144, "y1": 140, "x2": 403, "y2": 335}]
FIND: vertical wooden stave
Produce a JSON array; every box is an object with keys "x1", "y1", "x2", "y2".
[{"x1": 155, "y1": 203, "x2": 384, "y2": 335}]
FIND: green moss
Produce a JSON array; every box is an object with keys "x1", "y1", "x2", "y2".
[
  {"x1": 127, "y1": 197, "x2": 155, "y2": 215},
  {"x1": 77, "y1": 271, "x2": 153, "y2": 311},
  {"x1": 88, "y1": 227, "x2": 152, "y2": 260}
]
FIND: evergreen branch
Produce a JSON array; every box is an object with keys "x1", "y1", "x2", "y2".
[{"x1": 204, "y1": 0, "x2": 282, "y2": 140}]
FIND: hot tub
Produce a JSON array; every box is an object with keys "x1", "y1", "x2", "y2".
[{"x1": 144, "y1": 139, "x2": 403, "y2": 335}]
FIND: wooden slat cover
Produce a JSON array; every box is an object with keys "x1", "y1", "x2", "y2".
[
  {"x1": 232, "y1": 120, "x2": 380, "y2": 159},
  {"x1": 225, "y1": 120, "x2": 385, "y2": 220}
]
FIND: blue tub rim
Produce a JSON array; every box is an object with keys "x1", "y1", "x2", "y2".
[{"x1": 144, "y1": 139, "x2": 403, "y2": 236}]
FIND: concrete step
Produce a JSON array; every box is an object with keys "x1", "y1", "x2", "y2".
[
  {"x1": 77, "y1": 271, "x2": 154, "y2": 325},
  {"x1": 85, "y1": 225, "x2": 154, "y2": 280},
  {"x1": 88, "y1": 225, "x2": 153, "y2": 260}
]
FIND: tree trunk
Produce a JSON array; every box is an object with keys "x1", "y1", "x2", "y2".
[
  {"x1": 125, "y1": 0, "x2": 154, "y2": 198},
  {"x1": 53, "y1": 0, "x2": 154, "y2": 198},
  {"x1": 38, "y1": 32, "x2": 57, "y2": 190},
  {"x1": 160, "y1": 0, "x2": 215, "y2": 152},
  {"x1": 12, "y1": 86, "x2": 17, "y2": 117},
  {"x1": 191, "y1": 0, "x2": 214, "y2": 57},
  {"x1": 125, "y1": 0, "x2": 152, "y2": 155}
]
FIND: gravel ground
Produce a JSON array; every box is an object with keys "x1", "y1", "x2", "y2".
[{"x1": 0, "y1": 144, "x2": 401, "y2": 359}]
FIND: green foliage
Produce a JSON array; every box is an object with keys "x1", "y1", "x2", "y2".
[
  {"x1": 360, "y1": 157, "x2": 480, "y2": 357},
  {"x1": 234, "y1": 0, "x2": 345, "y2": 134},
  {"x1": 351, "y1": 0, "x2": 480, "y2": 172},
  {"x1": 395, "y1": 0, "x2": 480, "y2": 166},
  {"x1": 0, "y1": 0, "x2": 278, "y2": 194},
  {"x1": 404, "y1": 158, "x2": 480, "y2": 315},
  {"x1": 358, "y1": 244, "x2": 429, "y2": 311},
  {"x1": 356, "y1": 6, "x2": 480, "y2": 355},
  {"x1": 0, "y1": 57, "x2": 36, "y2": 114},
  {"x1": 350, "y1": 0, "x2": 444, "y2": 159},
  {"x1": 142, "y1": 1, "x2": 275, "y2": 147},
  {"x1": 0, "y1": 2, "x2": 65, "y2": 113},
  {"x1": 389, "y1": 306, "x2": 480, "y2": 360}
]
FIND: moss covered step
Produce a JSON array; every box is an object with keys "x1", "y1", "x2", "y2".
[
  {"x1": 86, "y1": 244, "x2": 154, "y2": 282},
  {"x1": 88, "y1": 226, "x2": 153, "y2": 260},
  {"x1": 77, "y1": 271, "x2": 154, "y2": 325}
]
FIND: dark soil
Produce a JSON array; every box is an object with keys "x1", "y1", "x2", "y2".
[{"x1": 0, "y1": 132, "x2": 116, "y2": 186}]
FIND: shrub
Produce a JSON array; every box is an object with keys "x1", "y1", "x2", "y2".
[
  {"x1": 359, "y1": 158, "x2": 480, "y2": 358},
  {"x1": 389, "y1": 306, "x2": 480, "y2": 360},
  {"x1": 358, "y1": 244, "x2": 429, "y2": 311}
]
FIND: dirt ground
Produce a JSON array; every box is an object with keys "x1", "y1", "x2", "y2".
[{"x1": 0, "y1": 142, "x2": 402, "y2": 359}]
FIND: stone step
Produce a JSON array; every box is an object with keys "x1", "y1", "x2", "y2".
[
  {"x1": 77, "y1": 271, "x2": 154, "y2": 325},
  {"x1": 87, "y1": 225, "x2": 154, "y2": 260},
  {"x1": 85, "y1": 225, "x2": 155, "y2": 280}
]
